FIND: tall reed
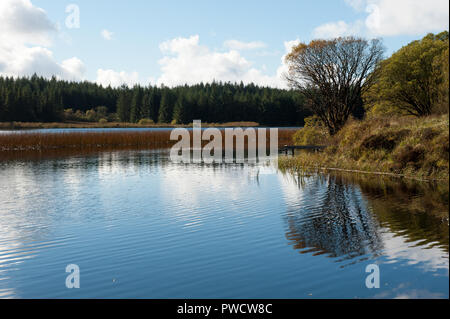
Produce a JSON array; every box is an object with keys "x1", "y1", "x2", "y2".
[{"x1": 0, "y1": 128, "x2": 296, "y2": 156}]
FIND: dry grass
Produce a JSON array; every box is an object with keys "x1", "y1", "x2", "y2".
[
  {"x1": 280, "y1": 114, "x2": 449, "y2": 181},
  {"x1": 0, "y1": 128, "x2": 296, "y2": 159}
]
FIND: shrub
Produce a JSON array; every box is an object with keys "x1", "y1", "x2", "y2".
[
  {"x1": 98, "y1": 118, "x2": 108, "y2": 124},
  {"x1": 85, "y1": 109, "x2": 97, "y2": 122},
  {"x1": 138, "y1": 118, "x2": 155, "y2": 125},
  {"x1": 393, "y1": 144, "x2": 426, "y2": 168},
  {"x1": 293, "y1": 127, "x2": 329, "y2": 145},
  {"x1": 292, "y1": 116, "x2": 329, "y2": 145},
  {"x1": 361, "y1": 129, "x2": 410, "y2": 151},
  {"x1": 303, "y1": 115, "x2": 325, "y2": 128}
]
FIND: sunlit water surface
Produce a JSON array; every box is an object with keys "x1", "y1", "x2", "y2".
[{"x1": 0, "y1": 150, "x2": 448, "y2": 299}]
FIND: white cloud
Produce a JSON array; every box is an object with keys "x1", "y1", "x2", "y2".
[
  {"x1": 0, "y1": 0, "x2": 85, "y2": 80},
  {"x1": 101, "y1": 29, "x2": 114, "y2": 41},
  {"x1": 0, "y1": 0, "x2": 56, "y2": 46},
  {"x1": 61, "y1": 57, "x2": 86, "y2": 80},
  {"x1": 313, "y1": 0, "x2": 449, "y2": 38},
  {"x1": 313, "y1": 20, "x2": 363, "y2": 38},
  {"x1": 273, "y1": 39, "x2": 301, "y2": 86},
  {"x1": 155, "y1": 35, "x2": 288, "y2": 88},
  {"x1": 223, "y1": 40, "x2": 267, "y2": 51},
  {"x1": 364, "y1": 0, "x2": 449, "y2": 36},
  {"x1": 344, "y1": 0, "x2": 365, "y2": 11},
  {"x1": 96, "y1": 69, "x2": 140, "y2": 87},
  {"x1": 0, "y1": 44, "x2": 86, "y2": 81}
]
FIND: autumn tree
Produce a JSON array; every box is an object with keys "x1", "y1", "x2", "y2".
[
  {"x1": 434, "y1": 46, "x2": 449, "y2": 114},
  {"x1": 366, "y1": 31, "x2": 449, "y2": 116},
  {"x1": 285, "y1": 37, "x2": 384, "y2": 135}
]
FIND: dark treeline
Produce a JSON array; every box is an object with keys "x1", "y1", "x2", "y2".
[
  {"x1": 0, "y1": 75, "x2": 312, "y2": 126},
  {"x1": 0, "y1": 75, "x2": 117, "y2": 123}
]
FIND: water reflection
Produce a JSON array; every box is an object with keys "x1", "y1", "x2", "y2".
[
  {"x1": 0, "y1": 150, "x2": 448, "y2": 298},
  {"x1": 283, "y1": 172, "x2": 449, "y2": 271},
  {"x1": 284, "y1": 175, "x2": 384, "y2": 261}
]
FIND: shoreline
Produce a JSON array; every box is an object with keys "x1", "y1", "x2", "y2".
[
  {"x1": 0, "y1": 121, "x2": 263, "y2": 130},
  {"x1": 278, "y1": 159, "x2": 449, "y2": 183},
  {"x1": 278, "y1": 114, "x2": 449, "y2": 182}
]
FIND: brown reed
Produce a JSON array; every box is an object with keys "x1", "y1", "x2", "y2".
[{"x1": 0, "y1": 128, "x2": 296, "y2": 158}]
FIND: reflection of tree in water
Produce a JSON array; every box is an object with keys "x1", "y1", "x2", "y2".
[
  {"x1": 284, "y1": 172, "x2": 449, "y2": 262},
  {"x1": 284, "y1": 174, "x2": 384, "y2": 261},
  {"x1": 346, "y1": 174, "x2": 449, "y2": 252}
]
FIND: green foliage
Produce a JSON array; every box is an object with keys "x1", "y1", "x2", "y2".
[
  {"x1": 303, "y1": 115, "x2": 324, "y2": 128},
  {"x1": 366, "y1": 31, "x2": 449, "y2": 116},
  {"x1": 137, "y1": 118, "x2": 154, "y2": 125},
  {"x1": 95, "y1": 106, "x2": 108, "y2": 119},
  {"x1": 0, "y1": 74, "x2": 117, "y2": 123},
  {"x1": 0, "y1": 76, "x2": 310, "y2": 126},
  {"x1": 433, "y1": 46, "x2": 449, "y2": 114},
  {"x1": 292, "y1": 115, "x2": 329, "y2": 145},
  {"x1": 130, "y1": 86, "x2": 144, "y2": 123},
  {"x1": 158, "y1": 89, "x2": 176, "y2": 123}
]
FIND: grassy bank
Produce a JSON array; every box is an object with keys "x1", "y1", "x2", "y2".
[
  {"x1": 0, "y1": 121, "x2": 260, "y2": 130},
  {"x1": 279, "y1": 114, "x2": 449, "y2": 181}
]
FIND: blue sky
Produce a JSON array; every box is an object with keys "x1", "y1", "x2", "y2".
[{"x1": 1, "y1": 0, "x2": 449, "y2": 88}]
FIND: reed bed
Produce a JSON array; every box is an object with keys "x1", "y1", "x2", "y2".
[{"x1": 0, "y1": 128, "x2": 296, "y2": 158}]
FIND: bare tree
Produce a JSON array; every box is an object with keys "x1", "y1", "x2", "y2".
[{"x1": 285, "y1": 37, "x2": 384, "y2": 135}]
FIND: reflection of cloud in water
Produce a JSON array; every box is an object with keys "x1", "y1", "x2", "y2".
[
  {"x1": 374, "y1": 283, "x2": 447, "y2": 299},
  {"x1": 381, "y1": 231, "x2": 449, "y2": 273},
  {"x1": 158, "y1": 162, "x2": 272, "y2": 228}
]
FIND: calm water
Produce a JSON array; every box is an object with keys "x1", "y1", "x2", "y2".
[
  {"x1": 0, "y1": 149, "x2": 448, "y2": 299},
  {"x1": 0, "y1": 126, "x2": 301, "y2": 134}
]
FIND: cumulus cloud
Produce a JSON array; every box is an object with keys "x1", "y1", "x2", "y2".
[
  {"x1": 273, "y1": 39, "x2": 301, "y2": 87},
  {"x1": 60, "y1": 57, "x2": 86, "y2": 80},
  {"x1": 0, "y1": 44, "x2": 86, "y2": 80},
  {"x1": 155, "y1": 35, "x2": 289, "y2": 88},
  {"x1": 96, "y1": 69, "x2": 140, "y2": 87},
  {"x1": 101, "y1": 29, "x2": 114, "y2": 40},
  {"x1": 364, "y1": 0, "x2": 449, "y2": 36},
  {"x1": 0, "y1": 0, "x2": 56, "y2": 46},
  {"x1": 313, "y1": 0, "x2": 449, "y2": 38},
  {"x1": 223, "y1": 40, "x2": 267, "y2": 51},
  {"x1": 313, "y1": 20, "x2": 363, "y2": 38},
  {"x1": 0, "y1": 0, "x2": 85, "y2": 80}
]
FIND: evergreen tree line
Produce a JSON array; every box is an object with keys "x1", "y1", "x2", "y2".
[{"x1": 0, "y1": 75, "x2": 312, "y2": 126}]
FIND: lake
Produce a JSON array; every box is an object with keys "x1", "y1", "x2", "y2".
[{"x1": 0, "y1": 148, "x2": 448, "y2": 299}]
